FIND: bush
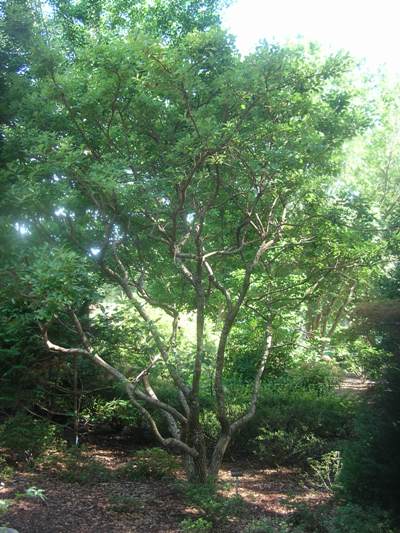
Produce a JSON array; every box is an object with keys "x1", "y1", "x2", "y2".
[
  {"x1": 0, "y1": 499, "x2": 12, "y2": 516},
  {"x1": 180, "y1": 517, "x2": 213, "y2": 532},
  {"x1": 58, "y1": 447, "x2": 112, "y2": 484},
  {"x1": 230, "y1": 383, "x2": 357, "y2": 466},
  {"x1": 338, "y1": 338, "x2": 391, "y2": 379},
  {"x1": 0, "y1": 457, "x2": 15, "y2": 482},
  {"x1": 81, "y1": 398, "x2": 141, "y2": 431},
  {"x1": 192, "y1": 373, "x2": 357, "y2": 467},
  {"x1": 307, "y1": 451, "x2": 342, "y2": 492},
  {"x1": 15, "y1": 486, "x2": 47, "y2": 502},
  {"x1": 338, "y1": 362, "x2": 400, "y2": 513},
  {"x1": 118, "y1": 447, "x2": 179, "y2": 480},
  {"x1": 0, "y1": 413, "x2": 63, "y2": 461},
  {"x1": 282, "y1": 362, "x2": 342, "y2": 394},
  {"x1": 322, "y1": 504, "x2": 394, "y2": 533},
  {"x1": 289, "y1": 502, "x2": 395, "y2": 533},
  {"x1": 178, "y1": 481, "x2": 246, "y2": 525},
  {"x1": 255, "y1": 427, "x2": 324, "y2": 466}
]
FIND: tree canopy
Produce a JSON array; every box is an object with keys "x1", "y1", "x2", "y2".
[{"x1": 0, "y1": 0, "x2": 388, "y2": 482}]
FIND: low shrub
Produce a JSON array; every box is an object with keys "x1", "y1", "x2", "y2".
[
  {"x1": 289, "y1": 502, "x2": 395, "y2": 533},
  {"x1": 81, "y1": 398, "x2": 142, "y2": 431},
  {"x1": 254, "y1": 428, "x2": 324, "y2": 467},
  {"x1": 322, "y1": 503, "x2": 394, "y2": 533},
  {"x1": 118, "y1": 447, "x2": 179, "y2": 480},
  {"x1": 307, "y1": 451, "x2": 342, "y2": 492},
  {"x1": 180, "y1": 517, "x2": 213, "y2": 532},
  {"x1": 230, "y1": 384, "x2": 357, "y2": 466},
  {"x1": 0, "y1": 498, "x2": 12, "y2": 516},
  {"x1": 178, "y1": 481, "x2": 246, "y2": 525},
  {"x1": 0, "y1": 457, "x2": 15, "y2": 482},
  {"x1": 0, "y1": 413, "x2": 63, "y2": 461},
  {"x1": 58, "y1": 447, "x2": 112, "y2": 484},
  {"x1": 282, "y1": 361, "x2": 342, "y2": 395},
  {"x1": 15, "y1": 486, "x2": 47, "y2": 503}
]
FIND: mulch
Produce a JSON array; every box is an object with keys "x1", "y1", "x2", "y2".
[{"x1": 0, "y1": 445, "x2": 330, "y2": 533}]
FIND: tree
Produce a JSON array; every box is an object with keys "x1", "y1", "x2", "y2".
[{"x1": 0, "y1": 0, "x2": 366, "y2": 481}]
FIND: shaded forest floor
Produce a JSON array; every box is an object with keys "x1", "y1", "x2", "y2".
[
  {"x1": 0, "y1": 443, "x2": 330, "y2": 533},
  {"x1": 1, "y1": 377, "x2": 371, "y2": 532}
]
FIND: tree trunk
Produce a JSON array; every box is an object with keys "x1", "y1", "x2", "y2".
[
  {"x1": 73, "y1": 354, "x2": 80, "y2": 446},
  {"x1": 209, "y1": 433, "x2": 231, "y2": 479},
  {"x1": 184, "y1": 451, "x2": 209, "y2": 483}
]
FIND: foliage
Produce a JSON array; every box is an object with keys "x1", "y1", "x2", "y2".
[
  {"x1": 119, "y1": 447, "x2": 179, "y2": 480},
  {"x1": 0, "y1": 0, "x2": 382, "y2": 483},
  {"x1": 254, "y1": 428, "x2": 324, "y2": 467},
  {"x1": 290, "y1": 502, "x2": 395, "y2": 533},
  {"x1": 180, "y1": 517, "x2": 213, "y2": 532},
  {"x1": 0, "y1": 413, "x2": 63, "y2": 461},
  {"x1": 0, "y1": 457, "x2": 14, "y2": 482},
  {"x1": 0, "y1": 499, "x2": 11, "y2": 517},
  {"x1": 169, "y1": 372, "x2": 358, "y2": 466},
  {"x1": 337, "y1": 338, "x2": 391, "y2": 379},
  {"x1": 231, "y1": 382, "x2": 357, "y2": 465},
  {"x1": 338, "y1": 262, "x2": 400, "y2": 515},
  {"x1": 307, "y1": 450, "x2": 342, "y2": 492},
  {"x1": 338, "y1": 370, "x2": 400, "y2": 512},
  {"x1": 177, "y1": 480, "x2": 246, "y2": 525},
  {"x1": 57, "y1": 447, "x2": 112, "y2": 484},
  {"x1": 280, "y1": 361, "x2": 343, "y2": 394},
  {"x1": 16, "y1": 486, "x2": 47, "y2": 502},
  {"x1": 321, "y1": 504, "x2": 394, "y2": 533},
  {"x1": 81, "y1": 398, "x2": 141, "y2": 430}
]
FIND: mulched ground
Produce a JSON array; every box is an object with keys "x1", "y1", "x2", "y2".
[{"x1": 0, "y1": 444, "x2": 330, "y2": 533}]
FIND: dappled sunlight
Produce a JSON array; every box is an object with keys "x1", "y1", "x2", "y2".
[{"x1": 219, "y1": 465, "x2": 331, "y2": 517}]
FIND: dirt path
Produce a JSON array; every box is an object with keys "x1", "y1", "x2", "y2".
[
  {"x1": 336, "y1": 373, "x2": 374, "y2": 395},
  {"x1": 0, "y1": 446, "x2": 329, "y2": 533}
]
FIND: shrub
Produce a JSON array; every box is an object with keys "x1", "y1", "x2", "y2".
[
  {"x1": 307, "y1": 451, "x2": 342, "y2": 492},
  {"x1": 338, "y1": 362, "x2": 400, "y2": 513},
  {"x1": 0, "y1": 413, "x2": 63, "y2": 461},
  {"x1": 180, "y1": 517, "x2": 213, "y2": 532},
  {"x1": 339, "y1": 339, "x2": 390, "y2": 379},
  {"x1": 230, "y1": 384, "x2": 357, "y2": 466},
  {"x1": 81, "y1": 398, "x2": 141, "y2": 431},
  {"x1": 58, "y1": 448, "x2": 112, "y2": 484},
  {"x1": 289, "y1": 502, "x2": 395, "y2": 533},
  {"x1": 0, "y1": 499, "x2": 12, "y2": 516},
  {"x1": 322, "y1": 504, "x2": 394, "y2": 533},
  {"x1": 118, "y1": 447, "x2": 179, "y2": 480},
  {"x1": 178, "y1": 481, "x2": 246, "y2": 525},
  {"x1": 255, "y1": 427, "x2": 324, "y2": 466},
  {"x1": 0, "y1": 457, "x2": 14, "y2": 482},
  {"x1": 15, "y1": 486, "x2": 47, "y2": 502},
  {"x1": 282, "y1": 362, "x2": 342, "y2": 395}
]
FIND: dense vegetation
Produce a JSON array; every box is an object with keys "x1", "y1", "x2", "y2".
[{"x1": 0, "y1": 0, "x2": 399, "y2": 531}]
